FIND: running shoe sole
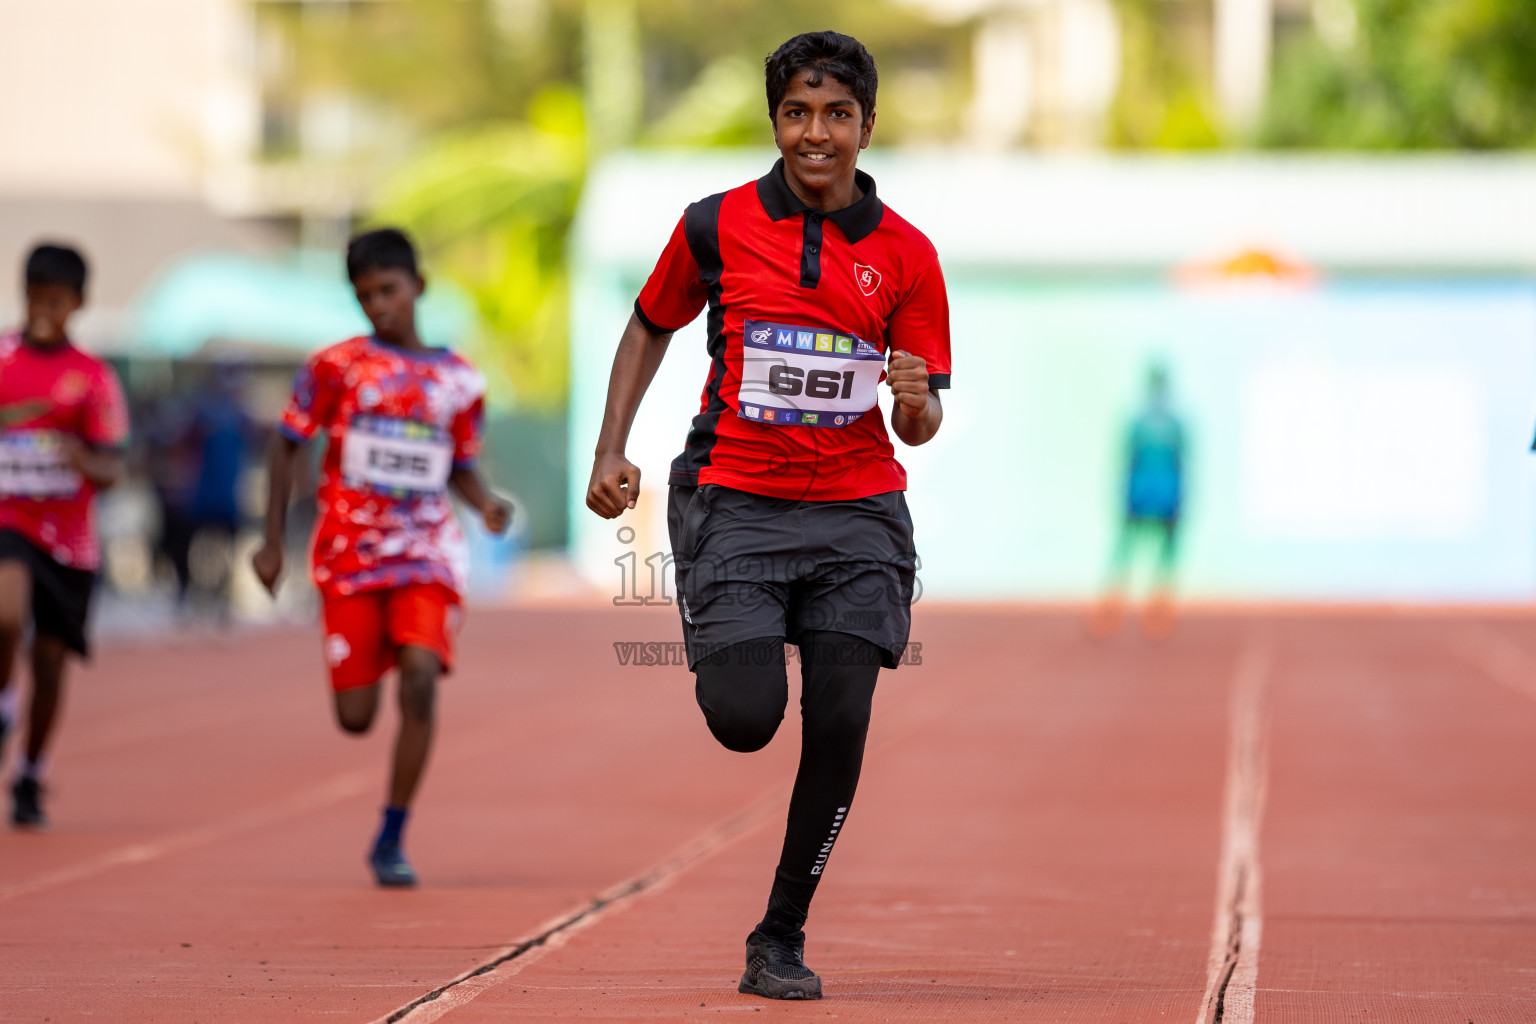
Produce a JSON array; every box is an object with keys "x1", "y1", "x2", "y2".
[{"x1": 738, "y1": 971, "x2": 822, "y2": 999}]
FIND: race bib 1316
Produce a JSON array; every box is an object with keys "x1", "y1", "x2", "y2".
[{"x1": 341, "y1": 415, "x2": 453, "y2": 495}]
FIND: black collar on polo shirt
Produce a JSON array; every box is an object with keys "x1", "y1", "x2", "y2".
[{"x1": 755, "y1": 158, "x2": 884, "y2": 244}]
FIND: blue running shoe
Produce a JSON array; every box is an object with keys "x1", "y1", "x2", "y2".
[
  {"x1": 369, "y1": 839, "x2": 417, "y2": 887},
  {"x1": 738, "y1": 930, "x2": 822, "y2": 1000}
]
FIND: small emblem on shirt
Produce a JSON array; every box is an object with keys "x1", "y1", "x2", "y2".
[
  {"x1": 53, "y1": 370, "x2": 89, "y2": 405},
  {"x1": 854, "y1": 263, "x2": 881, "y2": 297},
  {"x1": 325, "y1": 633, "x2": 352, "y2": 666}
]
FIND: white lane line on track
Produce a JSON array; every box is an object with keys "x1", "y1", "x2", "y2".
[
  {"x1": 0, "y1": 707, "x2": 557, "y2": 904},
  {"x1": 1454, "y1": 622, "x2": 1536, "y2": 703},
  {"x1": 374, "y1": 650, "x2": 996, "y2": 1024},
  {"x1": 1196, "y1": 637, "x2": 1273, "y2": 1024},
  {"x1": 373, "y1": 781, "x2": 794, "y2": 1024},
  {"x1": 0, "y1": 770, "x2": 374, "y2": 905}
]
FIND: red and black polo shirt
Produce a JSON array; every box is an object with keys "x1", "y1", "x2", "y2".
[{"x1": 635, "y1": 158, "x2": 952, "y2": 502}]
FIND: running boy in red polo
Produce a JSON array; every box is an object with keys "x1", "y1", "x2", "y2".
[
  {"x1": 587, "y1": 32, "x2": 951, "y2": 999},
  {"x1": 0, "y1": 243, "x2": 128, "y2": 828},
  {"x1": 253, "y1": 229, "x2": 510, "y2": 886}
]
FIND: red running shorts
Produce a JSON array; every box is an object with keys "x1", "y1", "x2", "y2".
[{"x1": 320, "y1": 584, "x2": 460, "y2": 691}]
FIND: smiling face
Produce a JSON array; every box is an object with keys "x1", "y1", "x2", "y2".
[
  {"x1": 351, "y1": 266, "x2": 424, "y2": 346},
  {"x1": 23, "y1": 282, "x2": 84, "y2": 346},
  {"x1": 771, "y1": 69, "x2": 874, "y2": 207}
]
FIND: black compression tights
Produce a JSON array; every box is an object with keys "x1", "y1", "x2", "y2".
[{"x1": 694, "y1": 631, "x2": 883, "y2": 938}]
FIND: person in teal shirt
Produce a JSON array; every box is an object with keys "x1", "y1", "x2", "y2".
[{"x1": 1092, "y1": 363, "x2": 1186, "y2": 638}]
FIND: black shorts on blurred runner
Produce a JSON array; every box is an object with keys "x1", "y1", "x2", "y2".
[
  {"x1": 667, "y1": 484, "x2": 918, "y2": 671},
  {"x1": 0, "y1": 529, "x2": 97, "y2": 656}
]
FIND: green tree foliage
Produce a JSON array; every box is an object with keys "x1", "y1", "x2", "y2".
[
  {"x1": 1263, "y1": 0, "x2": 1536, "y2": 148},
  {"x1": 258, "y1": 0, "x2": 582, "y2": 128},
  {"x1": 366, "y1": 90, "x2": 585, "y2": 412},
  {"x1": 1108, "y1": 0, "x2": 1220, "y2": 149},
  {"x1": 260, "y1": 0, "x2": 967, "y2": 409},
  {"x1": 263, "y1": 0, "x2": 963, "y2": 142},
  {"x1": 633, "y1": 0, "x2": 968, "y2": 145}
]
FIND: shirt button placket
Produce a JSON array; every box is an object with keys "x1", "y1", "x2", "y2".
[{"x1": 800, "y1": 212, "x2": 825, "y2": 289}]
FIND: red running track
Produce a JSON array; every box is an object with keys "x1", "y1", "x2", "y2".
[{"x1": 0, "y1": 607, "x2": 1533, "y2": 1022}]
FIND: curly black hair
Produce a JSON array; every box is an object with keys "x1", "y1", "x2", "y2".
[
  {"x1": 25, "y1": 243, "x2": 87, "y2": 296},
  {"x1": 765, "y1": 31, "x2": 877, "y2": 125},
  {"x1": 346, "y1": 227, "x2": 420, "y2": 283}
]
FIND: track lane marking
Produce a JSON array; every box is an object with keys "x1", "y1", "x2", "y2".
[
  {"x1": 1454, "y1": 621, "x2": 1536, "y2": 703},
  {"x1": 0, "y1": 709, "x2": 552, "y2": 903},
  {"x1": 373, "y1": 641, "x2": 1022, "y2": 1024},
  {"x1": 373, "y1": 777, "x2": 795, "y2": 1024},
  {"x1": 0, "y1": 770, "x2": 373, "y2": 904},
  {"x1": 1196, "y1": 637, "x2": 1272, "y2": 1024}
]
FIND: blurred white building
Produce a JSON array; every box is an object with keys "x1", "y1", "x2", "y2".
[
  {"x1": 0, "y1": 0, "x2": 392, "y2": 343},
  {"x1": 910, "y1": 0, "x2": 1122, "y2": 148},
  {"x1": 0, "y1": 0, "x2": 272, "y2": 343},
  {"x1": 570, "y1": 151, "x2": 1536, "y2": 604},
  {"x1": 909, "y1": 0, "x2": 1282, "y2": 145}
]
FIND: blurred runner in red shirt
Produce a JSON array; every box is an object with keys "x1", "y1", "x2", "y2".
[
  {"x1": 0, "y1": 243, "x2": 129, "y2": 829},
  {"x1": 253, "y1": 229, "x2": 511, "y2": 887}
]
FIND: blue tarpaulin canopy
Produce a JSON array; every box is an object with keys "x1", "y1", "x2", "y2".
[{"x1": 129, "y1": 251, "x2": 476, "y2": 359}]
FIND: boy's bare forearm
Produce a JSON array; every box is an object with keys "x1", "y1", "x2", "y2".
[
  {"x1": 449, "y1": 466, "x2": 493, "y2": 512},
  {"x1": 78, "y1": 448, "x2": 125, "y2": 489},
  {"x1": 262, "y1": 434, "x2": 302, "y2": 544},
  {"x1": 890, "y1": 389, "x2": 943, "y2": 446},
  {"x1": 595, "y1": 313, "x2": 673, "y2": 456}
]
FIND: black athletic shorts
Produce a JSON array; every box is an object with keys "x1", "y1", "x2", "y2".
[
  {"x1": 667, "y1": 484, "x2": 917, "y2": 671},
  {"x1": 0, "y1": 529, "x2": 97, "y2": 656}
]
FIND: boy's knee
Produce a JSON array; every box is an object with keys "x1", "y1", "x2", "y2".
[
  {"x1": 335, "y1": 709, "x2": 372, "y2": 734},
  {"x1": 694, "y1": 655, "x2": 787, "y2": 753},
  {"x1": 333, "y1": 685, "x2": 379, "y2": 734},
  {"x1": 396, "y1": 646, "x2": 440, "y2": 719},
  {"x1": 702, "y1": 702, "x2": 783, "y2": 752},
  {"x1": 0, "y1": 591, "x2": 27, "y2": 644},
  {"x1": 398, "y1": 673, "x2": 436, "y2": 722}
]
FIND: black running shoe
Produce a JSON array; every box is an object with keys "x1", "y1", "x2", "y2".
[
  {"x1": 738, "y1": 930, "x2": 822, "y2": 1000},
  {"x1": 369, "y1": 839, "x2": 417, "y2": 887},
  {"x1": 11, "y1": 775, "x2": 46, "y2": 829}
]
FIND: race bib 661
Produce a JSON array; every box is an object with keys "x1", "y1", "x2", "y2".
[{"x1": 736, "y1": 319, "x2": 884, "y2": 428}]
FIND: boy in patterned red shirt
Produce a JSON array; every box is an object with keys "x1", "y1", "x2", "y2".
[
  {"x1": 0, "y1": 243, "x2": 129, "y2": 829},
  {"x1": 253, "y1": 229, "x2": 510, "y2": 886}
]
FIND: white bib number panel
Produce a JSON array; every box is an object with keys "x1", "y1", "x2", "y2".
[
  {"x1": 342, "y1": 416, "x2": 453, "y2": 494},
  {"x1": 736, "y1": 319, "x2": 884, "y2": 428},
  {"x1": 0, "y1": 431, "x2": 82, "y2": 498}
]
